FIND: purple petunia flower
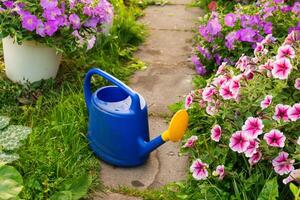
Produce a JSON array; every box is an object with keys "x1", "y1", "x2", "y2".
[
  {"x1": 40, "y1": 0, "x2": 58, "y2": 9},
  {"x1": 42, "y1": 7, "x2": 62, "y2": 21},
  {"x1": 197, "y1": 46, "x2": 212, "y2": 60},
  {"x1": 224, "y1": 13, "x2": 236, "y2": 27},
  {"x1": 3, "y1": 1, "x2": 14, "y2": 8},
  {"x1": 225, "y1": 31, "x2": 237, "y2": 50},
  {"x1": 249, "y1": 15, "x2": 261, "y2": 27},
  {"x1": 236, "y1": 28, "x2": 258, "y2": 43},
  {"x1": 274, "y1": 0, "x2": 284, "y2": 4},
  {"x1": 240, "y1": 15, "x2": 250, "y2": 28},
  {"x1": 206, "y1": 17, "x2": 222, "y2": 36},
  {"x1": 44, "y1": 20, "x2": 59, "y2": 36},
  {"x1": 263, "y1": 22, "x2": 273, "y2": 34},
  {"x1": 84, "y1": 18, "x2": 99, "y2": 28},
  {"x1": 69, "y1": 13, "x2": 81, "y2": 29},
  {"x1": 36, "y1": 20, "x2": 46, "y2": 37},
  {"x1": 191, "y1": 55, "x2": 207, "y2": 76},
  {"x1": 22, "y1": 14, "x2": 38, "y2": 31},
  {"x1": 214, "y1": 54, "x2": 222, "y2": 66},
  {"x1": 281, "y1": 5, "x2": 292, "y2": 13},
  {"x1": 292, "y1": 2, "x2": 300, "y2": 15}
]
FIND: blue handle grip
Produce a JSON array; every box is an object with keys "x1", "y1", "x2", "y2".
[{"x1": 84, "y1": 68, "x2": 141, "y2": 112}]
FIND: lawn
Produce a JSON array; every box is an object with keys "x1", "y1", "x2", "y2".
[{"x1": 0, "y1": 0, "x2": 146, "y2": 198}]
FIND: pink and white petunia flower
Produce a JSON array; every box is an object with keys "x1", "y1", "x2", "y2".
[
  {"x1": 212, "y1": 76, "x2": 229, "y2": 87},
  {"x1": 220, "y1": 82, "x2": 237, "y2": 100},
  {"x1": 277, "y1": 45, "x2": 295, "y2": 59},
  {"x1": 260, "y1": 95, "x2": 273, "y2": 110},
  {"x1": 229, "y1": 76, "x2": 241, "y2": 93},
  {"x1": 190, "y1": 159, "x2": 209, "y2": 180},
  {"x1": 288, "y1": 103, "x2": 300, "y2": 121},
  {"x1": 242, "y1": 117, "x2": 264, "y2": 139},
  {"x1": 245, "y1": 139, "x2": 259, "y2": 157},
  {"x1": 202, "y1": 86, "x2": 216, "y2": 102},
  {"x1": 212, "y1": 165, "x2": 225, "y2": 180},
  {"x1": 206, "y1": 104, "x2": 218, "y2": 116},
  {"x1": 216, "y1": 62, "x2": 227, "y2": 75},
  {"x1": 229, "y1": 131, "x2": 250, "y2": 153},
  {"x1": 273, "y1": 104, "x2": 291, "y2": 122},
  {"x1": 294, "y1": 78, "x2": 300, "y2": 90},
  {"x1": 283, "y1": 169, "x2": 300, "y2": 184},
  {"x1": 271, "y1": 58, "x2": 293, "y2": 80},
  {"x1": 211, "y1": 124, "x2": 222, "y2": 142},
  {"x1": 248, "y1": 151, "x2": 262, "y2": 166},
  {"x1": 263, "y1": 129, "x2": 286, "y2": 148},
  {"x1": 183, "y1": 135, "x2": 198, "y2": 148},
  {"x1": 272, "y1": 152, "x2": 295, "y2": 175},
  {"x1": 297, "y1": 136, "x2": 300, "y2": 145},
  {"x1": 185, "y1": 93, "x2": 193, "y2": 109},
  {"x1": 254, "y1": 43, "x2": 264, "y2": 54}
]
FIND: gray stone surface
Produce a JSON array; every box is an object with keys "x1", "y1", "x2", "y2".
[
  {"x1": 99, "y1": 2, "x2": 200, "y2": 192},
  {"x1": 139, "y1": 5, "x2": 201, "y2": 31},
  {"x1": 134, "y1": 30, "x2": 194, "y2": 66},
  {"x1": 93, "y1": 192, "x2": 142, "y2": 200}
]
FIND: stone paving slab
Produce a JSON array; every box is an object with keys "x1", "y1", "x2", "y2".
[
  {"x1": 134, "y1": 29, "x2": 194, "y2": 65},
  {"x1": 130, "y1": 64, "x2": 194, "y2": 115},
  {"x1": 93, "y1": 192, "x2": 142, "y2": 200},
  {"x1": 139, "y1": 5, "x2": 201, "y2": 30}
]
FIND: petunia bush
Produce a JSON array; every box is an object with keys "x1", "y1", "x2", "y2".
[
  {"x1": 182, "y1": 30, "x2": 300, "y2": 199},
  {"x1": 192, "y1": 0, "x2": 299, "y2": 76},
  {"x1": 0, "y1": 0, "x2": 114, "y2": 54}
]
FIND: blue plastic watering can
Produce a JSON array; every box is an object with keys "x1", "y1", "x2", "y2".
[{"x1": 84, "y1": 68, "x2": 189, "y2": 167}]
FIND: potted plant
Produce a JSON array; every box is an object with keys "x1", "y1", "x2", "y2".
[{"x1": 0, "y1": 0, "x2": 114, "y2": 84}]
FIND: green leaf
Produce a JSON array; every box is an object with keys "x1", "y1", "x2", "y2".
[
  {"x1": 0, "y1": 165, "x2": 23, "y2": 200},
  {"x1": 289, "y1": 183, "x2": 299, "y2": 197},
  {"x1": 0, "y1": 152, "x2": 19, "y2": 165},
  {"x1": 0, "y1": 125, "x2": 32, "y2": 150},
  {"x1": 0, "y1": 117, "x2": 10, "y2": 130},
  {"x1": 50, "y1": 174, "x2": 92, "y2": 200},
  {"x1": 257, "y1": 178, "x2": 278, "y2": 200},
  {"x1": 49, "y1": 191, "x2": 73, "y2": 200}
]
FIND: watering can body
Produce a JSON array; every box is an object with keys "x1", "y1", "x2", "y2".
[{"x1": 84, "y1": 68, "x2": 159, "y2": 167}]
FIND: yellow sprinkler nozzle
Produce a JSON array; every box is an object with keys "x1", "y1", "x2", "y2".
[{"x1": 162, "y1": 109, "x2": 189, "y2": 142}]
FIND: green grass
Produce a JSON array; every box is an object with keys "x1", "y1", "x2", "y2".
[{"x1": 0, "y1": 1, "x2": 146, "y2": 199}]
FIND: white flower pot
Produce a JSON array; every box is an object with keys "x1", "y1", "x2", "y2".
[{"x1": 2, "y1": 37, "x2": 62, "y2": 84}]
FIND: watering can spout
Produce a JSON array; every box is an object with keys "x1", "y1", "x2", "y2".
[{"x1": 139, "y1": 110, "x2": 189, "y2": 158}]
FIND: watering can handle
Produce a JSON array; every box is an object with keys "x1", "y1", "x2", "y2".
[{"x1": 84, "y1": 68, "x2": 141, "y2": 112}]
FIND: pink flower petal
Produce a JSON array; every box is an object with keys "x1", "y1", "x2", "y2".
[
  {"x1": 277, "y1": 45, "x2": 295, "y2": 59},
  {"x1": 248, "y1": 151, "x2": 262, "y2": 166},
  {"x1": 242, "y1": 117, "x2": 264, "y2": 139},
  {"x1": 272, "y1": 152, "x2": 295, "y2": 175},
  {"x1": 260, "y1": 95, "x2": 272, "y2": 110},
  {"x1": 183, "y1": 135, "x2": 198, "y2": 148},
  {"x1": 288, "y1": 103, "x2": 300, "y2": 121},
  {"x1": 190, "y1": 159, "x2": 209, "y2": 180},
  {"x1": 271, "y1": 58, "x2": 293, "y2": 80},
  {"x1": 229, "y1": 131, "x2": 250, "y2": 153},
  {"x1": 245, "y1": 139, "x2": 259, "y2": 157},
  {"x1": 211, "y1": 124, "x2": 222, "y2": 142},
  {"x1": 263, "y1": 129, "x2": 286, "y2": 148},
  {"x1": 273, "y1": 104, "x2": 291, "y2": 122}
]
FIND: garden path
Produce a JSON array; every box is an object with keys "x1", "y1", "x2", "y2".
[{"x1": 94, "y1": 1, "x2": 201, "y2": 199}]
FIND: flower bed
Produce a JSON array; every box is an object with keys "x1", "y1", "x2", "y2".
[
  {"x1": 192, "y1": 0, "x2": 299, "y2": 75},
  {"x1": 183, "y1": 26, "x2": 300, "y2": 198}
]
